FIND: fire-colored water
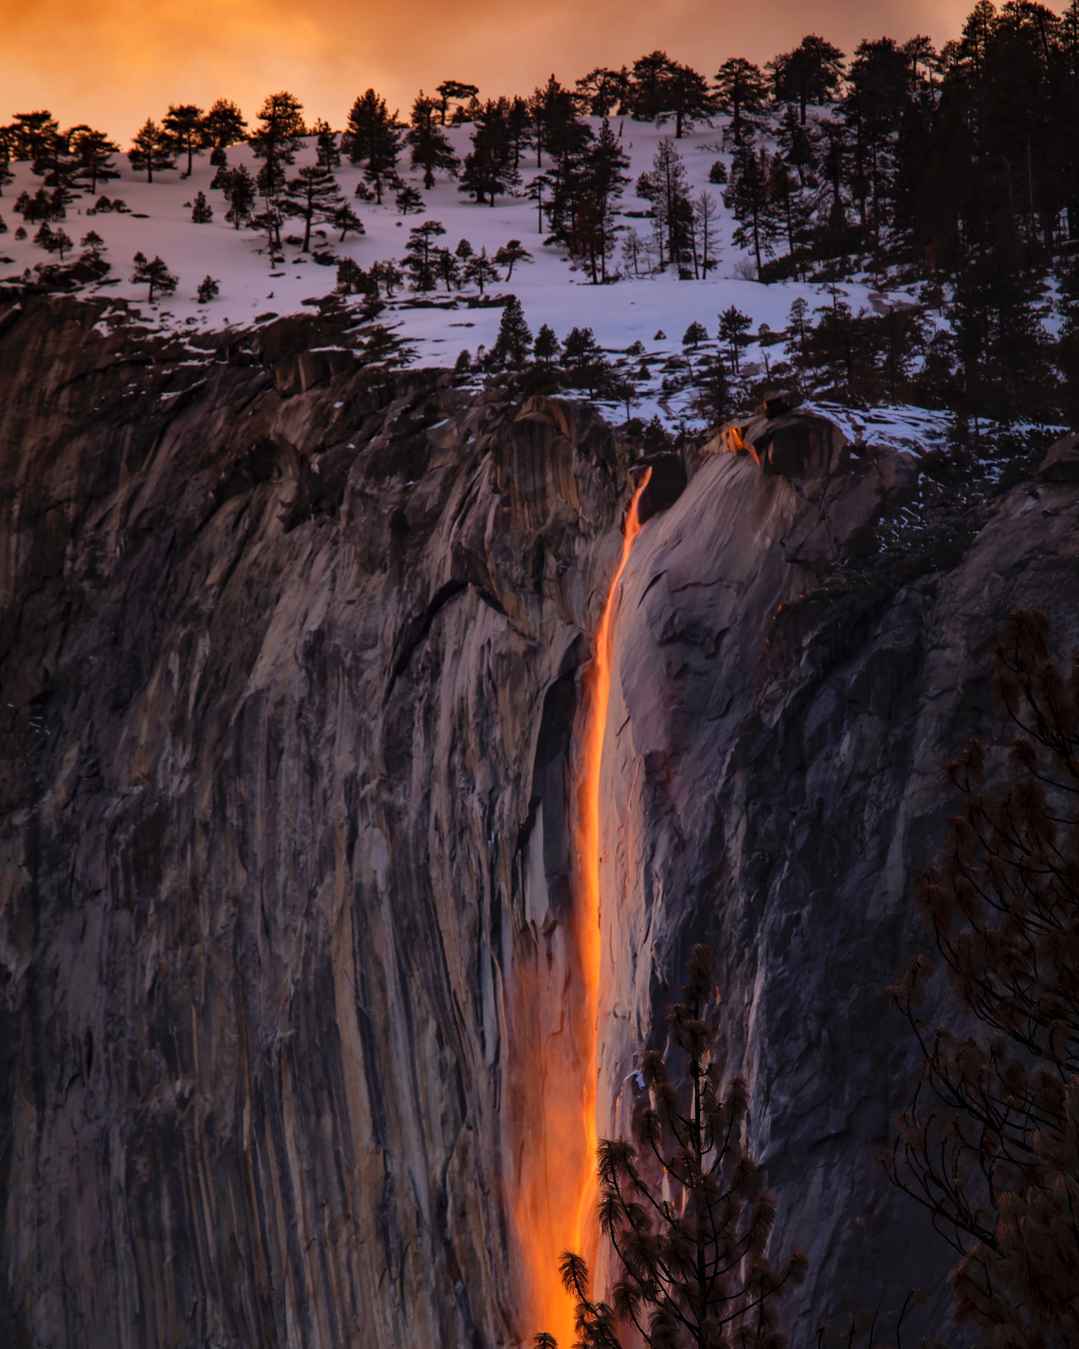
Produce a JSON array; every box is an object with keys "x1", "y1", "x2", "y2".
[{"x1": 511, "y1": 469, "x2": 652, "y2": 1347}]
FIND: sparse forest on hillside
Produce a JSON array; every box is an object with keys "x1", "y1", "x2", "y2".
[{"x1": 2, "y1": 1, "x2": 1079, "y2": 436}]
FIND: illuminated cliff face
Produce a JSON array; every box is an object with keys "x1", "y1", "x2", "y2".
[{"x1": 511, "y1": 470, "x2": 652, "y2": 1347}]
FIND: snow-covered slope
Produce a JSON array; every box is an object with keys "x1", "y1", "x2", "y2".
[{"x1": 2, "y1": 114, "x2": 945, "y2": 436}]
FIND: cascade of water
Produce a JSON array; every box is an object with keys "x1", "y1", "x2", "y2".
[{"x1": 512, "y1": 469, "x2": 652, "y2": 1346}]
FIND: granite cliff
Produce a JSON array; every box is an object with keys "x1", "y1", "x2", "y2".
[{"x1": 1, "y1": 294, "x2": 1077, "y2": 1348}]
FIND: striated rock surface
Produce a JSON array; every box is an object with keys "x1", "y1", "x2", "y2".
[{"x1": 1, "y1": 294, "x2": 1078, "y2": 1347}]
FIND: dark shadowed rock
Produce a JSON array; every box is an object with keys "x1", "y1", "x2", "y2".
[
  {"x1": 1039, "y1": 430, "x2": 1079, "y2": 482},
  {"x1": 638, "y1": 451, "x2": 686, "y2": 522}
]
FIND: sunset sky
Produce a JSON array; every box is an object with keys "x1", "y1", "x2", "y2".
[{"x1": 4, "y1": 0, "x2": 1064, "y2": 140}]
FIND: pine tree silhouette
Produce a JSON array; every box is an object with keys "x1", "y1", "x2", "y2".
[
  {"x1": 540, "y1": 946, "x2": 807, "y2": 1349},
  {"x1": 890, "y1": 610, "x2": 1079, "y2": 1347}
]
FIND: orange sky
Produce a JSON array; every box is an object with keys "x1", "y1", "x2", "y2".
[{"x1": 1, "y1": 1, "x2": 1063, "y2": 141}]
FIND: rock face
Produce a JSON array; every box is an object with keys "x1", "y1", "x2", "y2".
[{"x1": 1, "y1": 295, "x2": 1078, "y2": 1348}]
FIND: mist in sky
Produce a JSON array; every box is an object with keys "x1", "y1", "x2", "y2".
[{"x1": 2, "y1": 0, "x2": 1053, "y2": 138}]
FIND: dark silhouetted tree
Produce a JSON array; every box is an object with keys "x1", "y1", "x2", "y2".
[
  {"x1": 488, "y1": 295, "x2": 533, "y2": 368},
  {"x1": 202, "y1": 98, "x2": 247, "y2": 150},
  {"x1": 403, "y1": 218, "x2": 446, "y2": 291},
  {"x1": 313, "y1": 119, "x2": 340, "y2": 169},
  {"x1": 162, "y1": 103, "x2": 208, "y2": 176},
  {"x1": 128, "y1": 118, "x2": 175, "y2": 182},
  {"x1": 408, "y1": 92, "x2": 458, "y2": 188},
  {"x1": 769, "y1": 34, "x2": 846, "y2": 125},
  {"x1": 222, "y1": 164, "x2": 256, "y2": 228},
  {"x1": 463, "y1": 245, "x2": 500, "y2": 294},
  {"x1": 713, "y1": 58, "x2": 769, "y2": 145},
  {"x1": 131, "y1": 251, "x2": 178, "y2": 302},
  {"x1": 395, "y1": 184, "x2": 424, "y2": 215},
  {"x1": 718, "y1": 305, "x2": 753, "y2": 375},
  {"x1": 891, "y1": 610, "x2": 1079, "y2": 1348},
  {"x1": 284, "y1": 164, "x2": 342, "y2": 251},
  {"x1": 435, "y1": 80, "x2": 479, "y2": 126},
  {"x1": 494, "y1": 238, "x2": 532, "y2": 280},
  {"x1": 333, "y1": 201, "x2": 363, "y2": 241},
  {"x1": 191, "y1": 190, "x2": 213, "y2": 223},
  {"x1": 69, "y1": 127, "x2": 120, "y2": 195},
  {"x1": 541, "y1": 946, "x2": 807, "y2": 1348}
]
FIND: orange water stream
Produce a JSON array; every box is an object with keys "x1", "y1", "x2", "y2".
[{"x1": 514, "y1": 469, "x2": 652, "y2": 1346}]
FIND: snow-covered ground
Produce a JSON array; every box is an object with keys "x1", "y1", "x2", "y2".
[{"x1": 0, "y1": 117, "x2": 915, "y2": 370}]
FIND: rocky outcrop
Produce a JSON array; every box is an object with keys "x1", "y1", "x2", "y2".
[{"x1": 1, "y1": 295, "x2": 1078, "y2": 1348}]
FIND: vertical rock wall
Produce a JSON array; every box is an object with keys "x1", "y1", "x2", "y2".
[{"x1": 2, "y1": 296, "x2": 1079, "y2": 1347}]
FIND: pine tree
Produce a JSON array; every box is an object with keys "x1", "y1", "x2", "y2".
[
  {"x1": 505, "y1": 96, "x2": 533, "y2": 171},
  {"x1": 250, "y1": 91, "x2": 305, "y2": 211},
  {"x1": 69, "y1": 127, "x2": 120, "y2": 195},
  {"x1": 534, "y1": 323, "x2": 560, "y2": 367},
  {"x1": 574, "y1": 67, "x2": 630, "y2": 116},
  {"x1": 693, "y1": 350, "x2": 732, "y2": 424},
  {"x1": 713, "y1": 57, "x2": 769, "y2": 145},
  {"x1": 222, "y1": 165, "x2": 256, "y2": 229},
  {"x1": 191, "y1": 191, "x2": 213, "y2": 223},
  {"x1": 364, "y1": 118, "x2": 403, "y2": 205},
  {"x1": 488, "y1": 295, "x2": 533, "y2": 368},
  {"x1": 494, "y1": 239, "x2": 533, "y2": 280},
  {"x1": 570, "y1": 119, "x2": 630, "y2": 284},
  {"x1": 459, "y1": 100, "x2": 514, "y2": 205},
  {"x1": 78, "y1": 230, "x2": 109, "y2": 278},
  {"x1": 402, "y1": 218, "x2": 446, "y2": 290},
  {"x1": 769, "y1": 33, "x2": 846, "y2": 125},
  {"x1": 395, "y1": 184, "x2": 424, "y2": 215},
  {"x1": 34, "y1": 221, "x2": 72, "y2": 259},
  {"x1": 463, "y1": 246, "x2": 500, "y2": 294},
  {"x1": 435, "y1": 247, "x2": 461, "y2": 290},
  {"x1": 312, "y1": 119, "x2": 340, "y2": 169},
  {"x1": 284, "y1": 164, "x2": 343, "y2": 251},
  {"x1": 650, "y1": 138, "x2": 694, "y2": 276},
  {"x1": 10, "y1": 110, "x2": 60, "y2": 168},
  {"x1": 767, "y1": 158, "x2": 806, "y2": 276},
  {"x1": 435, "y1": 80, "x2": 479, "y2": 126},
  {"x1": 0, "y1": 126, "x2": 13, "y2": 196},
  {"x1": 336, "y1": 258, "x2": 367, "y2": 296},
  {"x1": 196, "y1": 275, "x2": 220, "y2": 302},
  {"x1": 202, "y1": 98, "x2": 248, "y2": 150},
  {"x1": 529, "y1": 74, "x2": 585, "y2": 169},
  {"x1": 128, "y1": 118, "x2": 175, "y2": 183},
  {"x1": 718, "y1": 305, "x2": 753, "y2": 375},
  {"x1": 562, "y1": 325, "x2": 608, "y2": 395},
  {"x1": 626, "y1": 49, "x2": 681, "y2": 121},
  {"x1": 725, "y1": 142, "x2": 777, "y2": 277},
  {"x1": 691, "y1": 190, "x2": 721, "y2": 278},
  {"x1": 36, "y1": 126, "x2": 84, "y2": 205},
  {"x1": 682, "y1": 320, "x2": 708, "y2": 349},
  {"x1": 130, "y1": 251, "x2": 178, "y2": 302},
  {"x1": 777, "y1": 105, "x2": 815, "y2": 189},
  {"x1": 346, "y1": 89, "x2": 403, "y2": 202},
  {"x1": 542, "y1": 946, "x2": 807, "y2": 1349},
  {"x1": 890, "y1": 611, "x2": 1079, "y2": 1348},
  {"x1": 162, "y1": 104, "x2": 208, "y2": 177},
  {"x1": 370, "y1": 259, "x2": 404, "y2": 298},
  {"x1": 408, "y1": 93, "x2": 458, "y2": 189},
  {"x1": 664, "y1": 62, "x2": 715, "y2": 138},
  {"x1": 333, "y1": 202, "x2": 363, "y2": 242}
]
